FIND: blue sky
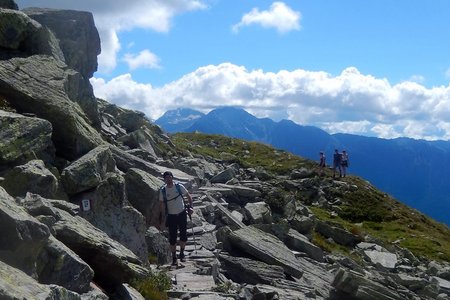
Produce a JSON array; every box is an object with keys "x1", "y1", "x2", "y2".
[{"x1": 16, "y1": 0, "x2": 450, "y2": 140}]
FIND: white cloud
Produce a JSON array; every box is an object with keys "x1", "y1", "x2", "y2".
[
  {"x1": 408, "y1": 75, "x2": 425, "y2": 84},
  {"x1": 16, "y1": 0, "x2": 206, "y2": 72},
  {"x1": 232, "y1": 2, "x2": 301, "y2": 34},
  {"x1": 91, "y1": 63, "x2": 450, "y2": 140},
  {"x1": 123, "y1": 50, "x2": 161, "y2": 70}
]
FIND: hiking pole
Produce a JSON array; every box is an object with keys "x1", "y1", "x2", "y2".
[{"x1": 187, "y1": 205, "x2": 196, "y2": 253}]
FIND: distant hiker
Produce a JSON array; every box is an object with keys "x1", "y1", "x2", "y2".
[
  {"x1": 333, "y1": 149, "x2": 342, "y2": 178},
  {"x1": 319, "y1": 151, "x2": 326, "y2": 176},
  {"x1": 159, "y1": 171, "x2": 193, "y2": 266},
  {"x1": 341, "y1": 150, "x2": 349, "y2": 177}
]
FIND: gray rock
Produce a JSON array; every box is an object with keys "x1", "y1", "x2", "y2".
[
  {"x1": 218, "y1": 253, "x2": 285, "y2": 284},
  {"x1": 0, "y1": 55, "x2": 103, "y2": 160},
  {"x1": 433, "y1": 276, "x2": 450, "y2": 296},
  {"x1": 2, "y1": 159, "x2": 59, "y2": 198},
  {"x1": 0, "y1": 8, "x2": 51, "y2": 52},
  {"x1": 0, "y1": 187, "x2": 50, "y2": 276},
  {"x1": 23, "y1": 8, "x2": 100, "y2": 79},
  {"x1": 175, "y1": 157, "x2": 221, "y2": 180},
  {"x1": 315, "y1": 220, "x2": 362, "y2": 247},
  {"x1": 243, "y1": 201, "x2": 272, "y2": 224},
  {"x1": 37, "y1": 235, "x2": 94, "y2": 293},
  {"x1": 197, "y1": 231, "x2": 218, "y2": 251},
  {"x1": 364, "y1": 250, "x2": 398, "y2": 270},
  {"x1": 0, "y1": 111, "x2": 54, "y2": 168},
  {"x1": 211, "y1": 167, "x2": 236, "y2": 183},
  {"x1": 332, "y1": 268, "x2": 405, "y2": 300},
  {"x1": 61, "y1": 145, "x2": 116, "y2": 195},
  {"x1": 227, "y1": 226, "x2": 304, "y2": 278},
  {"x1": 285, "y1": 229, "x2": 324, "y2": 262},
  {"x1": 288, "y1": 214, "x2": 315, "y2": 235},
  {"x1": 145, "y1": 226, "x2": 171, "y2": 265},
  {"x1": 113, "y1": 283, "x2": 145, "y2": 300},
  {"x1": 0, "y1": 260, "x2": 79, "y2": 300},
  {"x1": 78, "y1": 173, "x2": 149, "y2": 264},
  {"x1": 394, "y1": 273, "x2": 428, "y2": 292},
  {"x1": 117, "y1": 127, "x2": 159, "y2": 157},
  {"x1": 52, "y1": 208, "x2": 149, "y2": 290},
  {"x1": 124, "y1": 168, "x2": 163, "y2": 227}
]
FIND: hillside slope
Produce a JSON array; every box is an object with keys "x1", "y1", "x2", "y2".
[{"x1": 157, "y1": 107, "x2": 450, "y2": 225}]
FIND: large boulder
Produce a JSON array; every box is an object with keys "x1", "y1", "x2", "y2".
[
  {"x1": 0, "y1": 55, "x2": 103, "y2": 160},
  {"x1": 226, "y1": 226, "x2": 304, "y2": 278},
  {"x1": 22, "y1": 8, "x2": 100, "y2": 79},
  {"x1": 52, "y1": 208, "x2": 149, "y2": 291},
  {"x1": 125, "y1": 168, "x2": 163, "y2": 227},
  {"x1": 2, "y1": 159, "x2": 60, "y2": 198},
  {"x1": 0, "y1": 8, "x2": 64, "y2": 59},
  {"x1": 145, "y1": 226, "x2": 171, "y2": 265},
  {"x1": 0, "y1": 260, "x2": 79, "y2": 300},
  {"x1": 37, "y1": 235, "x2": 94, "y2": 294},
  {"x1": 332, "y1": 268, "x2": 405, "y2": 300},
  {"x1": 61, "y1": 145, "x2": 116, "y2": 195},
  {"x1": 77, "y1": 173, "x2": 149, "y2": 264},
  {"x1": 23, "y1": 8, "x2": 101, "y2": 125},
  {"x1": 117, "y1": 127, "x2": 159, "y2": 157},
  {"x1": 0, "y1": 187, "x2": 50, "y2": 276},
  {"x1": 0, "y1": 110, "x2": 54, "y2": 169},
  {"x1": 243, "y1": 201, "x2": 272, "y2": 224},
  {"x1": 218, "y1": 253, "x2": 285, "y2": 285}
]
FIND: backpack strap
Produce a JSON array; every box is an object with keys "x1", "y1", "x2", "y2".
[{"x1": 175, "y1": 183, "x2": 185, "y2": 201}]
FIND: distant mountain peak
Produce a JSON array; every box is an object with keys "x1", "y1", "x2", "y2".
[{"x1": 155, "y1": 108, "x2": 204, "y2": 133}]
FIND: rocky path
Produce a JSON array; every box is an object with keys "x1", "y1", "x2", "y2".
[{"x1": 161, "y1": 193, "x2": 238, "y2": 299}]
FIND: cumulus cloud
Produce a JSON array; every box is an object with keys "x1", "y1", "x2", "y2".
[
  {"x1": 16, "y1": 0, "x2": 206, "y2": 72},
  {"x1": 91, "y1": 63, "x2": 450, "y2": 140},
  {"x1": 123, "y1": 50, "x2": 161, "y2": 70},
  {"x1": 232, "y1": 2, "x2": 301, "y2": 34}
]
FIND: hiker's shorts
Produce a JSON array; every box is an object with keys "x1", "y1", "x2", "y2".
[{"x1": 167, "y1": 210, "x2": 187, "y2": 245}]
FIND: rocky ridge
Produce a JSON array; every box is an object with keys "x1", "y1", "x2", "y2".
[{"x1": 0, "y1": 2, "x2": 450, "y2": 299}]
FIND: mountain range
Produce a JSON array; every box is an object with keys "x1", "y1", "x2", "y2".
[{"x1": 156, "y1": 107, "x2": 450, "y2": 225}]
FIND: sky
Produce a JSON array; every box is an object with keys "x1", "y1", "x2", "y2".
[{"x1": 16, "y1": 0, "x2": 450, "y2": 141}]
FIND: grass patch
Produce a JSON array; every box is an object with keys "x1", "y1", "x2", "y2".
[
  {"x1": 0, "y1": 96, "x2": 16, "y2": 112},
  {"x1": 212, "y1": 281, "x2": 232, "y2": 293},
  {"x1": 172, "y1": 133, "x2": 316, "y2": 176},
  {"x1": 131, "y1": 270, "x2": 171, "y2": 300}
]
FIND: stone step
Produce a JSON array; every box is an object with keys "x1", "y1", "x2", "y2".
[{"x1": 169, "y1": 273, "x2": 216, "y2": 292}]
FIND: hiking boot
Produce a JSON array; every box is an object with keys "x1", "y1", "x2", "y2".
[
  {"x1": 179, "y1": 252, "x2": 186, "y2": 262},
  {"x1": 171, "y1": 257, "x2": 177, "y2": 266}
]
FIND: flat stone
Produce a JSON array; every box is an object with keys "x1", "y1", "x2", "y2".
[{"x1": 172, "y1": 273, "x2": 216, "y2": 291}]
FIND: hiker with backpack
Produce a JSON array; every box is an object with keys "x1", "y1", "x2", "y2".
[
  {"x1": 159, "y1": 171, "x2": 193, "y2": 266},
  {"x1": 332, "y1": 149, "x2": 342, "y2": 178},
  {"x1": 319, "y1": 151, "x2": 326, "y2": 176},
  {"x1": 341, "y1": 150, "x2": 349, "y2": 177}
]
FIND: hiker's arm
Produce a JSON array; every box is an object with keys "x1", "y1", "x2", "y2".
[{"x1": 186, "y1": 192, "x2": 193, "y2": 208}]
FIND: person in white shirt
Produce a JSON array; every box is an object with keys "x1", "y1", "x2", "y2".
[{"x1": 159, "y1": 171, "x2": 193, "y2": 265}]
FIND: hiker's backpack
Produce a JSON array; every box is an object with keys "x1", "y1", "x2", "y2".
[{"x1": 161, "y1": 183, "x2": 184, "y2": 215}]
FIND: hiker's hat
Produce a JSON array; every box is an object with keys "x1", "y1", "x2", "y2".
[{"x1": 163, "y1": 171, "x2": 173, "y2": 178}]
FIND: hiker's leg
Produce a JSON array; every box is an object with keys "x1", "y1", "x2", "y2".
[
  {"x1": 167, "y1": 215, "x2": 178, "y2": 264},
  {"x1": 178, "y1": 211, "x2": 188, "y2": 261}
]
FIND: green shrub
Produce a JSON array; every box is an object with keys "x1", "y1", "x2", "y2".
[
  {"x1": 131, "y1": 270, "x2": 171, "y2": 300},
  {"x1": 212, "y1": 281, "x2": 232, "y2": 293}
]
